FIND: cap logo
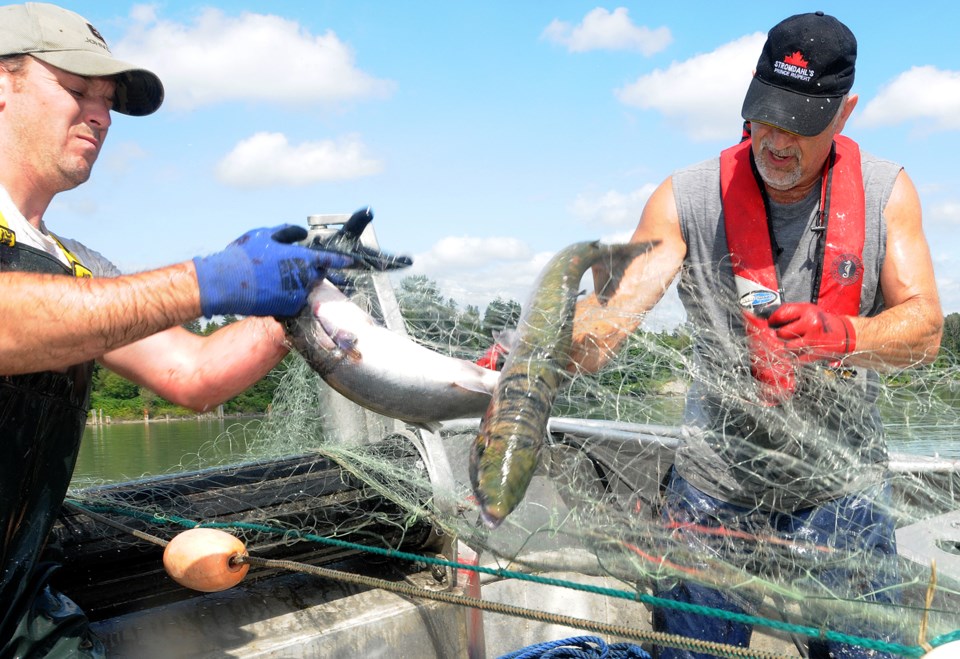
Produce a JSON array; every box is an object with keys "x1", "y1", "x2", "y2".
[
  {"x1": 85, "y1": 23, "x2": 110, "y2": 52},
  {"x1": 774, "y1": 51, "x2": 814, "y2": 83}
]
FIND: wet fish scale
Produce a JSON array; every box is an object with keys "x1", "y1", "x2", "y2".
[{"x1": 286, "y1": 282, "x2": 501, "y2": 430}]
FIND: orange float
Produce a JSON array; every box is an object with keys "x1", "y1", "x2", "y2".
[
  {"x1": 924, "y1": 641, "x2": 960, "y2": 658},
  {"x1": 162, "y1": 528, "x2": 250, "y2": 592}
]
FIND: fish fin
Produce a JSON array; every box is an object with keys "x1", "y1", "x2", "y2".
[
  {"x1": 454, "y1": 375, "x2": 497, "y2": 396},
  {"x1": 341, "y1": 206, "x2": 373, "y2": 239},
  {"x1": 310, "y1": 207, "x2": 412, "y2": 272},
  {"x1": 317, "y1": 315, "x2": 362, "y2": 360},
  {"x1": 307, "y1": 323, "x2": 339, "y2": 353},
  {"x1": 334, "y1": 333, "x2": 361, "y2": 361},
  {"x1": 326, "y1": 329, "x2": 362, "y2": 361}
]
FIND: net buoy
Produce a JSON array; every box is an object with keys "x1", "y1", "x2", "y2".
[
  {"x1": 924, "y1": 640, "x2": 960, "y2": 658},
  {"x1": 163, "y1": 528, "x2": 250, "y2": 592}
]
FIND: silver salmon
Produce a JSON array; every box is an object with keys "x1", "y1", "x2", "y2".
[
  {"x1": 469, "y1": 240, "x2": 657, "y2": 529},
  {"x1": 286, "y1": 280, "x2": 501, "y2": 430}
]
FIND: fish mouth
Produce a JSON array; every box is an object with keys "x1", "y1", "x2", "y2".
[{"x1": 479, "y1": 507, "x2": 504, "y2": 530}]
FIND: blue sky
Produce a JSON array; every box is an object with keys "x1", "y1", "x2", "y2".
[{"x1": 46, "y1": 2, "x2": 960, "y2": 329}]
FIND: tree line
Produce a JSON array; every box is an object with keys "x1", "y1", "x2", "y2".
[
  {"x1": 87, "y1": 278, "x2": 960, "y2": 421},
  {"x1": 939, "y1": 313, "x2": 960, "y2": 361},
  {"x1": 89, "y1": 314, "x2": 290, "y2": 421}
]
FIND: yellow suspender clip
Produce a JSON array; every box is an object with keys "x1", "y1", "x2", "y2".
[
  {"x1": 0, "y1": 224, "x2": 14, "y2": 247},
  {"x1": 52, "y1": 236, "x2": 93, "y2": 278},
  {"x1": 0, "y1": 210, "x2": 93, "y2": 278}
]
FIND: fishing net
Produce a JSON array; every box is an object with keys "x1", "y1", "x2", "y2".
[{"x1": 64, "y1": 264, "x2": 960, "y2": 657}]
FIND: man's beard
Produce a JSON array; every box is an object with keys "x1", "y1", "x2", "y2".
[
  {"x1": 755, "y1": 140, "x2": 802, "y2": 191},
  {"x1": 57, "y1": 157, "x2": 94, "y2": 190}
]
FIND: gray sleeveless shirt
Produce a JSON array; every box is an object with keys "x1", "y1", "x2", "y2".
[
  {"x1": 57, "y1": 237, "x2": 122, "y2": 278},
  {"x1": 672, "y1": 146, "x2": 902, "y2": 511}
]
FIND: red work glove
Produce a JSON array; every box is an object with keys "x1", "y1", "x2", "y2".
[
  {"x1": 475, "y1": 329, "x2": 517, "y2": 371},
  {"x1": 475, "y1": 342, "x2": 508, "y2": 371},
  {"x1": 746, "y1": 322, "x2": 796, "y2": 405},
  {"x1": 768, "y1": 302, "x2": 856, "y2": 363}
]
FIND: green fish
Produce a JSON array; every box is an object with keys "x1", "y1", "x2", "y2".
[{"x1": 469, "y1": 239, "x2": 658, "y2": 529}]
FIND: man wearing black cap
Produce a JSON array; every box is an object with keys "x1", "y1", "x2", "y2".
[
  {"x1": 0, "y1": 4, "x2": 352, "y2": 655},
  {"x1": 571, "y1": 12, "x2": 941, "y2": 659}
]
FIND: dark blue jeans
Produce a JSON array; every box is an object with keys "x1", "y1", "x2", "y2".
[{"x1": 652, "y1": 469, "x2": 901, "y2": 659}]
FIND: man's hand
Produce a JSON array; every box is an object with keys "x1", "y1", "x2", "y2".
[
  {"x1": 193, "y1": 225, "x2": 352, "y2": 318},
  {"x1": 768, "y1": 302, "x2": 856, "y2": 362}
]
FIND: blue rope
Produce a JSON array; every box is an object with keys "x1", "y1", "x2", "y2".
[{"x1": 498, "y1": 635, "x2": 650, "y2": 659}]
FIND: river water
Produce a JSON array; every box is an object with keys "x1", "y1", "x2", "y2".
[
  {"x1": 71, "y1": 398, "x2": 960, "y2": 487},
  {"x1": 72, "y1": 416, "x2": 264, "y2": 487}
]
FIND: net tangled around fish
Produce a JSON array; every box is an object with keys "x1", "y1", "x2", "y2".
[{"x1": 69, "y1": 266, "x2": 960, "y2": 653}]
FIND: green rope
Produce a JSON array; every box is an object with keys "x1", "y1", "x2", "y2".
[{"x1": 65, "y1": 498, "x2": 952, "y2": 657}]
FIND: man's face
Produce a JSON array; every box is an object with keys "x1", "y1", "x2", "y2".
[
  {"x1": 1, "y1": 56, "x2": 115, "y2": 193},
  {"x1": 749, "y1": 95, "x2": 858, "y2": 202}
]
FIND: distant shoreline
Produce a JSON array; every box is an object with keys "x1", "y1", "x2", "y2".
[{"x1": 86, "y1": 412, "x2": 266, "y2": 426}]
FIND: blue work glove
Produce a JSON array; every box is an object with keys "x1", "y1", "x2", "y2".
[{"x1": 193, "y1": 224, "x2": 352, "y2": 318}]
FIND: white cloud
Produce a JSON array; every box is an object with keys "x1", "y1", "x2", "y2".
[
  {"x1": 101, "y1": 141, "x2": 147, "y2": 175},
  {"x1": 616, "y1": 32, "x2": 764, "y2": 141},
  {"x1": 216, "y1": 132, "x2": 382, "y2": 187},
  {"x1": 542, "y1": 7, "x2": 671, "y2": 55},
  {"x1": 406, "y1": 236, "x2": 548, "y2": 310},
  {"x1": 856, "y1": 66, "x2": 960, "y2": 133},
  {"x1": 114, "y1": 7, "x2": 395, "y2": 110},
  {"x1": 570, "y1": 184, "x2": 656, "y2": 228},
  {"x1": 413, "y1": 236, "x2": 532, "y2": 271},
  {"x1": 928, "y1": 200, "x2": 960, "y2": 224}
]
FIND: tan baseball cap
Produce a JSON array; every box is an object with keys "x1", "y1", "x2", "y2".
[{"x1": 0, "y1": 2, "x2": 163, "y2": 116}]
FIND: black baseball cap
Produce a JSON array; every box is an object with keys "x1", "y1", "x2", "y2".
[{"x1": 741, "y1": 11, "x2": 855, "y2": 137}]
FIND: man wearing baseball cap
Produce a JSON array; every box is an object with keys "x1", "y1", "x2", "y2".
[
  {"x1": 0, "y1": 2, "x2": 163, "y2": 116},
  {"x1": 0, "y1": 4, "x2": 352, "y2": 655},
  {"x1": 570, "y1": 12, "x2": 940, "y2": 658}
]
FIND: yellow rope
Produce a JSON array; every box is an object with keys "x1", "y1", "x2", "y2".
[
  {"x1": 236, "y1": 553, "x2": 797, "y2": 659},
  {"x1": 918, "y1": 559, "x2": 937, "y2": 653}
]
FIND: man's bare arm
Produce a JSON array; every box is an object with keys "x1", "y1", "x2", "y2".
[
  {"x1": 849, "y1": 170, "x2": 942, "y2": 369},
  {"x1": 0, "y1": 262, "x2": 202, "y2": 375},
  {"x1": 570, "y1": 177, "x2": 686, "y2": 373},
  {"x1": 101, "y1": 317, "x2": 290, "y2": 412}
]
